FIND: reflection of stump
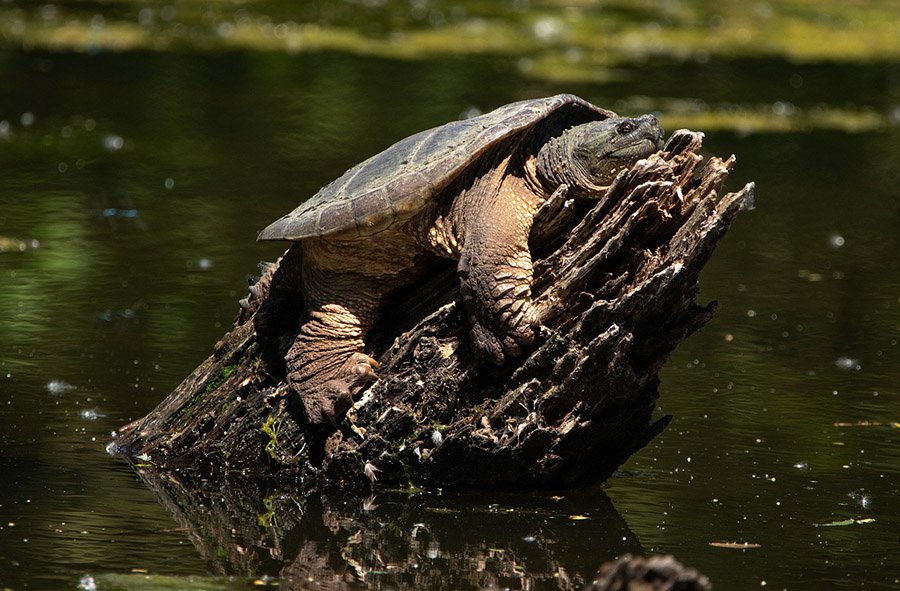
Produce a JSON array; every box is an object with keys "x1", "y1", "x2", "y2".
[
  {"x1": 111, "y1": 130, "x2": 752, "y2": 489},
  {"x1": 130, "y1": 468, "x2": 644, "y2": 590}
]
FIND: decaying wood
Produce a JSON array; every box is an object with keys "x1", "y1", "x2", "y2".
[{"x1": 111, "y1": 129, "x2": 753, "y2": 489}]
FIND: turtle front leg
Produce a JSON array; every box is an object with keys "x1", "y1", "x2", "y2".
[{"x1": 458, "y1": 172, "x2": 545, "y2": 364}]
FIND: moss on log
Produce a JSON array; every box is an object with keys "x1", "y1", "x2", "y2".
[{"x1": 111, "y1": 129, "x2": 753, "y2": 489}]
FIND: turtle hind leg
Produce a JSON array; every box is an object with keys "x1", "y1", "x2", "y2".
[
  {"x1": 287, "y1": 237, "x2": 421, "y2": 428},
  {"x1": 287, "y1": 301, "x2": 381, "y2": 427}
]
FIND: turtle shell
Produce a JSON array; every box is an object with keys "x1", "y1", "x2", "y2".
[{"x1": 258, "y1": 94, "x2": 615, "y2": 242}]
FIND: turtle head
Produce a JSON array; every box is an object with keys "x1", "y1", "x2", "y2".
[
  {"x1": 538, "y1": 114, "x2": 664, "y2": 194},
  {"x1": 574, "y1": 115, "x2": 664, "y2": 187}
]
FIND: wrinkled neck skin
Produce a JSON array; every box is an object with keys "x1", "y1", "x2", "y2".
[{"x1": 534, "y1": 126, "x2": 608, "y2": 198}]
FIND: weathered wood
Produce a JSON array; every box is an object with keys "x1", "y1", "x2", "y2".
[{"x1": 111, "y1": 129, "x2": 753, "y2": 489}]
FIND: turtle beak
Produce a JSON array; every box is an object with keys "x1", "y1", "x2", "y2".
[{"x1": 641, "y1": 114, "x2": 665, "y2": 149}]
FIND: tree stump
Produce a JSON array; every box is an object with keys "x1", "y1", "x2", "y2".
[{"x1": 110, "y1": 129, "x2": 753, "y2": 489}]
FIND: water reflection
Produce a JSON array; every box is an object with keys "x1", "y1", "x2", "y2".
[{"x1": 132, "y1": 469, "x2": 641, "y2": 590}]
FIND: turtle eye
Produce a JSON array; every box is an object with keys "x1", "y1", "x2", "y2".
[{"x1": 616, "y1": 120, "x2": 636, "y2": 135}]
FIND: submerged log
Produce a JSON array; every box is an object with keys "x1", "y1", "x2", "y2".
[{"x1": 111, "y1": 129, "x2": 753, "y2": 489}]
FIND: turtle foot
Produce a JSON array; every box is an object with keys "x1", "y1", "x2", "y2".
[
  {"x1": 468, "y1": 303, "x2": 538, "y2": 365},
  {"x1": 297, "y1": 352, "x2": 379, "y2": 427}
]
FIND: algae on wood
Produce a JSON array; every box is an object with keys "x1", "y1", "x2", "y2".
[{"x1": 111, "y1": 129, "x2": 753, "y2": 489}]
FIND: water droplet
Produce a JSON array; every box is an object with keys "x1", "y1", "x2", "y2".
[
  {"x1": 80, "y1": 409, "x2": 104, "y2": 421},
  {"x1": 102, "y1": 134, "x2": 124, "y2": 151},
  {"x1": 834, "y1": 357, "x2": 860, "y2": 370}
]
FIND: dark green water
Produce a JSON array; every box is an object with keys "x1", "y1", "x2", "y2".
[{"x1": 1, "y1": 10, "x2": 899, "y2": 591}]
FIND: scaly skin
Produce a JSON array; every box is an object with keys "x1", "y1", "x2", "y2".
[
  {"x1": 286, "y1": 233, "x2": 430, "y2": 426},
  {"x1": 454, "y1": 153, "x2": 546, "y2": 364},
  {"x1": 279, "y1": 115, "x2": 664, "y2": 427}
]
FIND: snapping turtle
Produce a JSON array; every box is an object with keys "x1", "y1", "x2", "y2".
[{"x1": 258, "y1": 94, "x2": 663, "y2": 426}]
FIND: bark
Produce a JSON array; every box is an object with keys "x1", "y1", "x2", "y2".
[{"x1": 111, "y1": 129, "x2": 753, "y2": 489}]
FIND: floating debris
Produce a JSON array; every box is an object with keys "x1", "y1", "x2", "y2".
[
  {"x1": 833, "y1": 420, "x2": 899, "y2": 428},
  {"x1": 45, "y1": 380, "x2": 76, "y2": 394},
  {"x1": 709, "y1": 541, "x2": 761, "y2": 549},
  {"x1": 828, "y1": 233, "x2": 845, "y2": 248},
  {"x1": 101, "y1": 208, "x2": 139, "y2": 218},
  {"x1": 798, "y1": 269, "x2": 824, "y2": 282},
  {"x1": 364, "y1": 462, "x2": 380, "y2": 482},
  {"x1": 814, "y1": 518, "x2": 875, "y2": 527}
]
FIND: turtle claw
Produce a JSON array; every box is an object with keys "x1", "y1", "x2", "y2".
[
  {"x1": 469, "y1": 306, "x2": 538, "y2": 366},
  {"x1": 346, "y1": 352, "x2": 380, "y2": 382},
  {"x1": 298, "y1": 352, "x2": 379, "y2": 427}
]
